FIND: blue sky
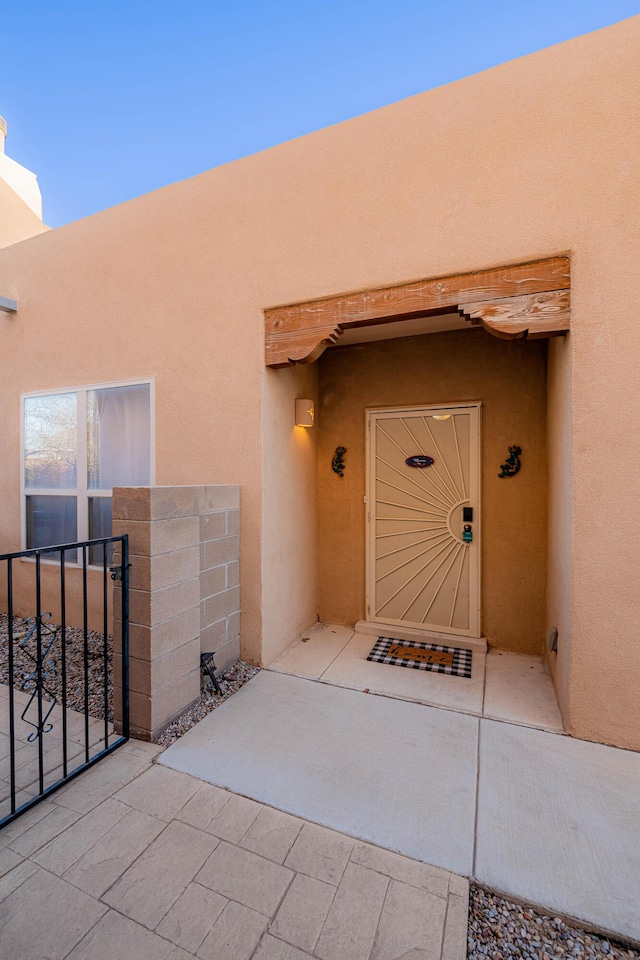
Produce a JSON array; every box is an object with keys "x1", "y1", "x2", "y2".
[{"x1": 2, "y1": 1, "x2": 638, "y2": 227}]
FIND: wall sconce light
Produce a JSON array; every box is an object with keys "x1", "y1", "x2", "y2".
[{"x1": 295, "y1": 399, "x2": 315, "y2": 427}]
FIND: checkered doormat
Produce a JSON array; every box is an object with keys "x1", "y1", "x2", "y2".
[{"x1": 366, "y1": 636, "x2": 473, "y2": 679}]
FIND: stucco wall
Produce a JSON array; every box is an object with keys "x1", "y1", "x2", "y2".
[
  {"x1": 545, "y1": 336, "x2": 573, "y2": 718},
  {"x1": 316, "y1": 330, "x2": 548, "y2": 653},
  {"x1": 0, "y1": 186, "x2": 267, "y2": 661},
  {"x1": 262, "y1": 362, "x2": 318, "y2": 665},
  {"x1": 0, "y1": 17, "x2": 639, "y2": 744}
]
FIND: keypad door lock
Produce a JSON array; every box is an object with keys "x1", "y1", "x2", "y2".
[{"x1": 463, "y1": 524, "x2": 473, "y2": 543}]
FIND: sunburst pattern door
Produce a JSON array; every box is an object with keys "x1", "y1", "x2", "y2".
[{"x1": 367, "y1": 404, "x2": 481, "y2": 638}]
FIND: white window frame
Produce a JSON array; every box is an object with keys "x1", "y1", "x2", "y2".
[{"x1": 21, "y1": 377, "x2": 156, "y2": 564}]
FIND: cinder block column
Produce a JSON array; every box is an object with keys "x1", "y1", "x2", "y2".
[
  {"x1": 200, "y1": 485, "x2": 241, "y2": 671},
  {"x1": 112, "y1": 486, "x2": 203, "y2": 740}
]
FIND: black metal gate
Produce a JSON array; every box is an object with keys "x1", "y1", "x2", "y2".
[{"x1": 0, "y1": 535, "x2": 129, "y2": 827}]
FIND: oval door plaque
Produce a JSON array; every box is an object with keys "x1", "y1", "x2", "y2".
[{"x1": 405, "y1": 455, "x2": 434, "y2": 468}]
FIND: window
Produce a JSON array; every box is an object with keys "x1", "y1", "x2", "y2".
[{"x1": 22, "y1": 380, "x2": 153, "y2": 562}]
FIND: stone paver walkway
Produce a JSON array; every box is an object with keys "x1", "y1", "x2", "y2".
[{"x1": 0, "y1": 739, "x2": 468, "y2": 960}]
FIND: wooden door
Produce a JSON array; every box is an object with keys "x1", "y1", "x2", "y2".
[{"x1": 367, "y1": 404, "x2": 481, "y2": 638}]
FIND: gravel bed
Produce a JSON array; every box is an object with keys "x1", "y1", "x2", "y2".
[
  {"x1": 0, "y1": 611, "x2": 258, "y2": 741},
  {"x1": 469, "y1": 886, "x2": 639, "y2": 960},
  {"x1": 0, "y1": 613, "x2": 112, "y2": 721},
  {"x1": 154, "y1": 660, "x2": 260, "y2": 746}
]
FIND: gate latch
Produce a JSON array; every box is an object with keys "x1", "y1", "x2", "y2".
[
  {"x1": 462, "y1": 524, "x2": 473, "y2": 543},
  {"x1": 109, "y1": 563, "x2": 131, "y2": 581}
]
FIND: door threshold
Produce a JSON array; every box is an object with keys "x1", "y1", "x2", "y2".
[{"x1": 354, "y1": 620, "x2": 488, "y2": 654}]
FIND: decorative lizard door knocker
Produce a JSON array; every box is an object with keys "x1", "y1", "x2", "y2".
[
  {"x1": 332, "y1": 446, "x2": 347, "y2": 477},
  {"x1": 498, "y1": 445, "x2": 522, "y2": 478}
]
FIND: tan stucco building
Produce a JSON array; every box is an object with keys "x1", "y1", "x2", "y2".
[{"x1": 1, "y1": 17, "x2": 639, "y2": 749}]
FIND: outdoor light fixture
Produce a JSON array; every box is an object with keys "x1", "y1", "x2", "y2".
[
  {"x1": 295, "y1": 399, "x2": 315, "y2": 427},
  {"x1": 432, "y1": 414, "x2": 451, "y2": 421}
]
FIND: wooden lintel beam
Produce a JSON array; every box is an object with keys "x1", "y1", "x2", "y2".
[
  {"x1": 459, "y1": 289, "x2": 570, "y2": 340},
  {"x1": 0, "y1": 296, "x2": 17, "y2": 314},
  {"x1": 264, "y1": 257, "x2": 569, "y2": 366}
]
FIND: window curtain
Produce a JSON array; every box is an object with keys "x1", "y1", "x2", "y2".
[
  {"x1": 87, "y1": 384, "x2": 151, "y2": 490},
  {"x1": 26, "y1": 495, "x2": 77, "y2": 551}
]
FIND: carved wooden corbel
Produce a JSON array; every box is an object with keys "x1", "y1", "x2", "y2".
[
  {"x1": 264, "y1": 319, "x2": 342, "y2": 367},
  {"x1": 459, "y1": 289, "x2": 570, "y2": 340}
]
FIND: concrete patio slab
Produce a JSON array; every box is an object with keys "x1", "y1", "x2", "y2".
[
  {"x1": 270, "y1": 623, "x2": 564, "y2": 733},
  {"x1": 270, "y1": 622, "x2": 355, "y2": 680},
  {"x1": 318, "y1": 630, "x2": 486, "y2": 715},
  {"x1": 475, "y1": 719, "x2": 640, "y2": 943},
  {"x1": 159, "y1": 671, "x2": 479, "y2": 874},
  {"x1": 483, "y1": 650, "x2": 563, "y2": 732}
]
